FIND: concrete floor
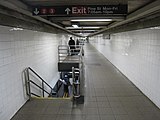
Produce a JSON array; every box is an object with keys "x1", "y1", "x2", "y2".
[{"x1": 11, "y1": 44, "x2": 160, "y2": 120}]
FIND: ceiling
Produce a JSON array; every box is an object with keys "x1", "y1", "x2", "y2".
[
  {"x1": 0, "y1": 0, "x2": 159, "y2": 36},
  {"x1": 22, "y1": 0, "x2": 152, "y2": 13}
]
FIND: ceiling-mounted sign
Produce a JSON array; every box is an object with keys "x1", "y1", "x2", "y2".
[{"x1": 32, "y1": 5, "x2": 127, "y2": 16}]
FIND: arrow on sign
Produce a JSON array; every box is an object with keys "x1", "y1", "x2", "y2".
[
  {"x1": 65, "y1": 8, "x2": 71, "y2": 15},
  {"x1": 34, "y1": 8, "x2": 39, "y2": 15}
]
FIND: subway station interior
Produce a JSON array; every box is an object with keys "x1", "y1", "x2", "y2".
[{"x1": 0, "y1": 0, "x2": 160, "y2": 120}]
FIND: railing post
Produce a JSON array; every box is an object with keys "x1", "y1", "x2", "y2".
[
  {"x1": 42, "y1": 81, "x2": 44, "y2": 97},
  {"x1": 24, "y1": 67, "x2": 54, "y2": 98},
  {"x1": 57, "y1": 82, "x2": 59, "y2": 97},
  {"x1": 72, "y1": 67, "x2": 75, "y2": 98},
  {"x1": 26, "y1": 68, "x2": 31, "y2": 100}
]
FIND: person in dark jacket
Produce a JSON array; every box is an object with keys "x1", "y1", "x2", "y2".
[
  {"x1": 68, "y1": 37, "x2": 75, "y2": 55},
  {"x1": 63, "y1": 74, "x2": 71, "y2": 97}
]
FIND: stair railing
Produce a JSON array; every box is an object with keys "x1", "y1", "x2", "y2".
[
  {"x1": 24, "y1": 67, "x2": 54, "y2": 99},
  {"x1": 72, "y1": 67, "x2": 81, "y2": 98},
  {"x1": 58, "y1": 45, "x2": 83, "y2": 63}
]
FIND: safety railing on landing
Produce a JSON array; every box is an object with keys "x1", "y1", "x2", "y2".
[
  {"x1": 72, "y1": 67, "x2": 81, "y2": 98},
  {"x1": 58, "y1": 45, "x2": 83, "y2": 63},
  {"x1": 24, "y1": 67, "x2": 56, "y2": 99}
]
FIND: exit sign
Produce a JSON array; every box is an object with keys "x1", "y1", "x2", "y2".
[{"x1": 32, "y1": 5, "x2": 128, "y2": 16}]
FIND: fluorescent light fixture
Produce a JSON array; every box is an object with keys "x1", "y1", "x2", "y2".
[
  {"x1": 122, "y1": 53, "x2": 128, "y2": 56},
  {"x1": 150, "y1": 26, "x2": 160, "y2": 29},
  {"x1": 10, "y1": 28, "x2": 23, "y2": 31},
  {"x1": 72, "y1": 24, "x2": 79, "y2": 28},
  {"x1": 66, "y1": 26, "x2": 100, "y2": 29},
  {"x1": 71, "y1": 19, "x2": 112, "y2": 22},
  {"x1": 10, "y1": 27, "x2": 23, "y2": 31},
  {"x1": 73, "y1": 30, "x2": 96, "y2": 32},
  {"x1": 82, "y1": 27, "x2": 100, "y2": 29}
]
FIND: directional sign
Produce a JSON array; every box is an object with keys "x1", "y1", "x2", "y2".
[
  {"x1": 65, "y1": 8, "x2": 71, "y2": 15},
  {"x1": 32, "y1": 5, "x2": 127, "y2": 16},
  {"x1": 33, "y1": 8, "x2": 39, "y2": 15}
]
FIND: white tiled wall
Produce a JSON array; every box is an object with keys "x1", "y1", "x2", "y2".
[
  {"x1": 0, "y1": 25, "x2": 68, "y2": 120},
  {"x1": 90, "y1": 27, "x2": 160, "y2": 108}
]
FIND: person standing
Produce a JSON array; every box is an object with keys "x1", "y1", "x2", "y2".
[
  {"x1": 63, "y1": 74, "x2": 71, "y2": 97},
  {"x1": 68, "y1": 37, "x2": 75, "y2": 55},
  {"x1": 76, "y1": 39, "x2": 80, "y2": 46}
]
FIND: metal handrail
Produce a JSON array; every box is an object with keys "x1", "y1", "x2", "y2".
[
  {"x1": 30, "y1": 93, "x2": 41, "y2": 97},
  {"x1": 58, "y1": 45, "x2": 83, "y2": 63},
  {"x1": 72, "y1": 67, "x2": 81, "y2": 98},
  {"x1": 28, "y1": 67, "x2": 53, "y2": 90},
  {"x1": 56, "y1": 81, "x2": 63, "y2": 93},
  {"x1": 51, "y1": 79, "x2": 63, "y2": 97},
  {"x1": 25, "y1": 67, "x2": 54, "y2": 99},
  {"x1": 29, "y1": 80, "x2": 51, "y2": 95}
]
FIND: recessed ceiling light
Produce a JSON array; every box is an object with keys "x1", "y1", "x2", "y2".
[{"x1": 71, "y1": 19, "x2": 112, "y2": 22}]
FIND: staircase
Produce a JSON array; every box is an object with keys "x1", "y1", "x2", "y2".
[
  {"x1": 24, "y1": 67, "x2": 68, "y2": 99},
  {"x1": 58, "y1": 45, "x2": 85, "y2": 103},
  {"x1": 24, "y1": 45, "x2": 85, "y2": 104}
]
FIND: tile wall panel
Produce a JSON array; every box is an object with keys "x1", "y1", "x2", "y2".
[
  {"x1": 90, "y1": 27, "x2": 160, "y2": 108},
  {"x1": 0, "y1": 25, "x2": 68, "y2": 120}
]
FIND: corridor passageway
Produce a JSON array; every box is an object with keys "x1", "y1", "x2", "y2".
[{"x1": 11, "y1": 43, "x2": 160, "y2": 120}]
